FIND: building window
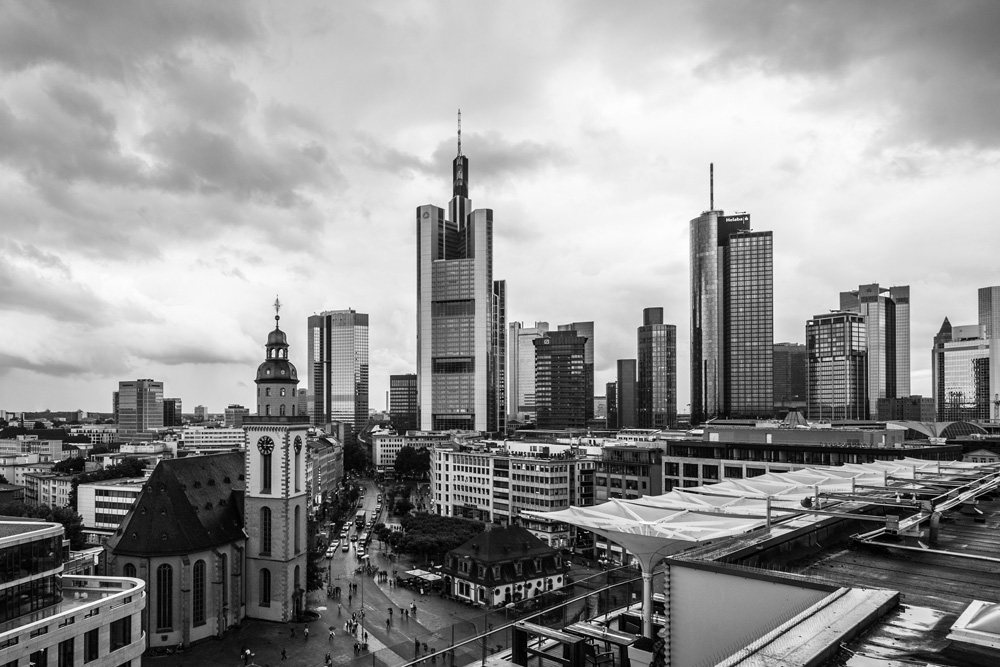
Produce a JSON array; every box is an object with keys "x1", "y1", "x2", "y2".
[
  {"x1": 294, "y1": 564, "x2": 301, "y2": 591},
  {"x1": 260, "y1": 508, "x2": 272, "y2": 555},
  {"x1": 31, "y1": 649, "x2": 49, "y2": 667},
  {"x1": 156, "y1": 564, "x2": 173, "y2": 631},
  {"x1": 265, "y1": 404, "x2": 271, "y2": 416},
  {"x1": 280, "y1": 388, "x2": 286, "y2": 397},
  {"x1": 84, "y1": 627, "x2": 99, "y2": 662},
  {"x1": 193, "y1": 560, "x2": 206, "y2": 626},
  {"x1": 280, "y1": 404, "x2": 286, "y2": 416},
  {"x1": 294, "y1": 505, "x2": 301, "y2": 552},
  {"x1": 258, "y1": 436, "x2": 274, "y2": 493},
  {"x1": 265, "y1": 388, "x2": 271, "y2": 396},
  {"x1": 58, "y1": 638, "x2": 74, "y2": 667},
  {"x1": 259, "y1": 568, "x2": 271, "y2": 607},
  {"x1": 110, "y1": 615, "x2": 131, "y2": 651},
  {"x1": 123, "y1": 563, "x2": 136, "y2": 578}
]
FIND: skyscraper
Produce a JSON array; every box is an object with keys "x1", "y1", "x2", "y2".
[
  {"x1": 932, "y1": 318, "x2": 999, "y2": 421},
  {"x1": 839, "y1": 283, "x2": 910, "y2": 418},
  {"x1": 114, "y1": 379, "x2": 164, "y2": 439},
  {"x1": 163, "y1": 397, "x2": 183, "y2": 427},
  {"x1": 306, "y1": 309, "x2": 369, "y2": 433},
  {"x1": 416, "y1": 113, "x2": 506, "y2": 433},
  {"x1": 636, "y1": 308, "x2": 677, "y2": 429},
  {"x1": 558, "y1": 321, "x2": 595, "y2": 422},
  {"x1": 978, "y1": 286, "x2": 1000, "y2": 339},
  {"x1": 806, "y1": 312, "x2": 868, "y2": 420},
  {"x1": 690, "y1": 170, "x2": 773, "y2": 423},
  {"x1": 508, "y1": 321, "x2": 549, "y2": 423},
  {"x1": 389, "y1": 374, "x2": 418, "y2": 433},
  {"x1": 605, "y1": 381, "x2": 618, "y2": 429},
  {"x1": 533, "y1": 330, "x2": 588, "y2": 430},
  {"x1": 616, "y1": 359, "x2": 637, "y2": 429}
]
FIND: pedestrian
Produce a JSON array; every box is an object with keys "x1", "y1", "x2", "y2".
[
  {"x1": 386, "y1": 617, "x2": 391, "y2": 631},
  {"x1": 281, "y1": 648, "x2": 287, "y2": 661},
  {"x1": 329, "y1": 628, "x2": 335, "y2": 642},
  {"x1": 304, "y1": 626, "x2": 309, "y2": 640},
  {"x1": 388, "y1": 607, "x2": 393, "y2": 618},
  {"x1": 348, "y1": 593, "x2": 353, "y2": 605},
  {"x1": 243, "y1": 648, "x2": 252, "y2": 666}
]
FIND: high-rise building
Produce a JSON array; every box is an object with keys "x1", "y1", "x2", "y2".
[
  {"x1": 534, "y1": 330, "x2": 589, "y2": 430},
  {"x1": 616, "y1": 359, "x2": 637, "y2": 429},
  {"x1": 194, "y1": 405, "x2": 208, "y2": 422},
  {"x1": 932, "y1": 318, "x2": 1000, "y2": 421},
  {"x1": 389, "y1": 374, "x2": 418, "y2": 433},
  {"x1": 840, "y1": 283, "x2": 910, "y2": 418},
  {"x1": 558, "y1": 321, "x2": 595, "y2": 422},
  {"x1": 636, "y1": 308, "x2": 677, "y2": 429},
  {"x1": 163, "y1": 397, "x2": 183, "y2": 427},
  {"x1": 224, "y1": 404, "x2": 250, "y2": 428},
  {"x1": 507, "y1": 321, "x2": 549, "y2": 423},
  {"x1": 306, "y1": 309, "x2": 370, "y2": 432},
  {"x1": 978, "y1": 286, "x2": 1000, "y2": 339},
  {"x1": 806, "y1": 311, "x2": 868, "y2": 420},
  {"x1": 416, "y1": 114, "x2": 506, "y2": 434},
  {"x1": 773, "y1": 342, "x2": 807, "y2": 416},
  {"x1": 114, "y1": 379, "x2": 164, "y2": 439},
  {"x1": 690, "y1": 178, "x2": 774, "y2": 423},
  {"x1": 605, "y1": 382, "x2": 618, "y2": 430}
]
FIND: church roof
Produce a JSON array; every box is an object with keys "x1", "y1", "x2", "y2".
[
  {"x1": 107, "y1": 452, "x2": 246, "y2": 557},
  {"x1": 448, "y1": 525, "x2": 557, "y2": 563}
]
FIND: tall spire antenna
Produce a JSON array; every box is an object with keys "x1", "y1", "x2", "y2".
[
  {"x1": 273, "y1": 295, "x2": 282, "y2": 328},
  {"x1": 457, "y1": 108, "x2": 462, "y2": 157},
  {"x1": 710, "y1": 163, "x2": 714, "y2": 210}
]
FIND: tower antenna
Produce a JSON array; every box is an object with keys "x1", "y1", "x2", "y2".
[
  {"x1": 710, "y1": 163, "x2": 714, "y2": 210},
  {"x1": 457, "y1": 108, "x2": 462, "y2": 157}
]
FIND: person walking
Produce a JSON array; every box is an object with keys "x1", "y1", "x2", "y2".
[
  {"x1": 304, "y1": 626, "x2": 309, "y2": 640},
  {"x1": 329, "y1": 628, "x2": 335, "y2": 642},
  {"x1": 281, "y1": 648, "x2": 287, "y2": 661}
]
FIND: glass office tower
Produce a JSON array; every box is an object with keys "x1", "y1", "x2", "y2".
[
  {"x1": 636, "y1": 307, "x2": 677, "y2": 429},
  {"x1": 932, "y1": 319, "x2": 999, "y2": 421},
  {"x1": 690, "y1": 208, "x2": 774, "y2": 423},
  {"x1": 508, "y1": 321, "x2": 549, "y2": 423},
  {"x1": 416, "y1": 118, "x2": 506, "y2": 434},
  {"x1": 533, "y1": 330, "x2": 588, "y2": 430},
  {"x1": 306, "y1": 309, "x2": 369, "y2": 431},
  {"x1": 806, "y1": 311, "x2": 868, "y2": 420},
  {"x1": 558, "y1": 321, "x2": 595, "y2": 422},
  {"x1": 616, "y1": 359, "x2": 637, "y2": 428}
]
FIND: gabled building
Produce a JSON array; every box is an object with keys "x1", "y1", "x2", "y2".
[{"x1": 442, "y1": 525, "x2": 569, "y2": 607}]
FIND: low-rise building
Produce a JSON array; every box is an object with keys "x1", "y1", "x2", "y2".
[
  {"x1": 77, "y1": 477, "x2": 147, "y2": 545},
  {"x1": 69, "y1": 424, "x2": 119, "y2": 445},
  {"x1": 0, "y1": 434, "x2": 65, "y2": 462}
]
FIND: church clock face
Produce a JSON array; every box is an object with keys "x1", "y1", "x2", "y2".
[{"x1": 257, "y1": 436, "x2": 275, "y2": 456}]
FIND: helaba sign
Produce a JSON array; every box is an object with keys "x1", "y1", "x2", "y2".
[{"x1": 720, "y1": 214, "x2": 750, "y2": 225}]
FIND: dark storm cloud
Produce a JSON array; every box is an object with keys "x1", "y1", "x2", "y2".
[
  {"x1": 693, "y1": 0, "x2": 1000, "y2": 149},
  {"x1": 137, "y1": 342, "x2": 257, "y2": 367},
  {"x1": 355, "y1": 134, "x2": 433, "y2": 177},
  {"x1": 0, "y1": 352, "x2": 95, "y2": 378},
  {"x1": 0, "y1": 1, "x2": 261, "y2": 79},
  {"x1": 156, "y1": 58, "x2": 256, "y2": 128}
]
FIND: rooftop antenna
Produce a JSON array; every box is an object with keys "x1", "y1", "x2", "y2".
[
  {"x1": 710, "y1": 163, "x2": 714, "y2": 210},
  {"x1": 457, "y1": 108, "x2": 462, "y2": 157}
]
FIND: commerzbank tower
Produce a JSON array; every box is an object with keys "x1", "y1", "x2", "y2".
[{"x1": 415, "y1": 112, "x2": 506, "y2": 435}]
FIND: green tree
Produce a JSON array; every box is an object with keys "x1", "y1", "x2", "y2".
[{"x1": 394, "y1": 446, "x2": 430, "y2": 479}]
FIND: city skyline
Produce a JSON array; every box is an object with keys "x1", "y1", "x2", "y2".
[{"x1": 2, "y1": 2, "x2": 1000, "y2": 413}]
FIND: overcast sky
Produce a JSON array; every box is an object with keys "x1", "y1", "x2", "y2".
[{"x1": 2, "y1": 1, "x2": 999, "y2": 415}]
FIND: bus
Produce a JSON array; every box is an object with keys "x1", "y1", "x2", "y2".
[{"x1": 355, "y1": 510, "x2": 367, "y2": 529}]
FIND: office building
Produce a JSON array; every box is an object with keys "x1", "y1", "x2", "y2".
[
  {"x1": 306, "y1": 309, "x2": 370, "y2": 433},
  {"x1": 616, "y1": 359, "x2": 637, "y2": 428},
  {"x1": 533, "y1": 330, "x2": 589, "y2": 430},
  {"x1": 806, "y1": 311, "x2": 869, "y2": 420},
  {"x1": 416, "y1": 114, "x2": 506, "y2": 434},
  {"x1": 979, "y1": 285, "x2": 1000, "y2": 339},
  {"x1": 114, "y1": 378, "x2": 164, "y2": 439},
  {"x1": 840, "y1": 283, "x2": 911, "y2": 418},
  {"x1": 877, "y1": 395, "x2": 935, "y2": 421},
  {"x1": 163, "y1": 397, "x2": 183, "y2": 427},
  {"x1": 224, "y1": 403, "x2": 250, "y2": 428},
  {"x1": 0, "y1": 520, "x2": 146, "y2": 667},
  {"x1": 773, "y1": 342, "x2": 807, "y2": 416},
  {"x1": 605, "y1": 381, "x2": 618, "y2": 430},
  {"x1": 932, "y1": 318, "x2": 1000, "y2": 421},
  {"x1": 507, "y1": 321, "x2": 549, "y2": 423},
  {"x1": 557, "y1": 321, "x2": 595, "y2": 422},
  {"x1": 194, "y1": 405, "x2": 208, "y2": 422},
  {"x1": 690, "y1": 179, "x2": 774, "y2": 423},
  {"x1": 636, "y1": 308, "x2": 677, "y2": 429},
  {"x1": 389, "y1": 373, "x2": 418, "y2": 433}
]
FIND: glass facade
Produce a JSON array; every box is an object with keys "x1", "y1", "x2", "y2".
[
  {"x1": 637, "y1": 308, "x2": 677, "y2": 429},
  {"x1": 306, "y1": 310, "x2": 369, "y2": 431},
  {"x1": 557, "y1": 322, "x2": 595, "y2": 422},
  {"x1": 533, "y1": 331, "x2": 588, "y2": 429},
  {"x1": 978, "y1": 286, "x2": 1000, "y2": 339},
  {"x1": 507, "y1": 322, "x2": 549, "y2": 422},
  {"x1": 616, "y1": 360, "x2": 637, "y2": 428},
  {"x1": 773, "y1": 342, "x2": 807, "y2": 411},
  {"x1": 806, "y1": 311, "x2": 868, "y2": 420},
  {"x1": 933, "y1": 336, "x2": 992, "y2": 421},
  {"x1": 690, "y1": 212, "x2": 773, "y2": 422},
  {"x1": 115, "y1": 379, "x2": 164, "y2": 438},
  {"x1": 416, "y1": 142, "x2": 505, "y2": 434}
]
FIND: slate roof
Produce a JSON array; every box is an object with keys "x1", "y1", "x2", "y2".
[
  {"x1": 448, "y1": 525, "x2": 555, "y2": 562},
  {"x1": 107, "y1": 452, "x2": 246, "y2": 557}
]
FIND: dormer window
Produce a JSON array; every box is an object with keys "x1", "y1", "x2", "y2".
[
  {"x1": 514, "y1": 562, "x2": 523, "y2": 576},
  {"x1": 280, "y1": 388, "x2": 286, "y2": 397},
  {"x1": 534, "y1": 558, "x2": 541, "y2": 572}
]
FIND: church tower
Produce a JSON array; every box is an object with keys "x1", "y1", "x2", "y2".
[{"x1": 244, "y1": 298, "x2": 309, "y2": 622}]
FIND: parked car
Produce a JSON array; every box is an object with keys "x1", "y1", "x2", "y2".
[{"x1": 342, "y1": 542, "x2": 350, "y2": 552}]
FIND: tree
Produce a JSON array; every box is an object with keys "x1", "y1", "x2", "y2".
[
  {"x1": 0, "y1": 501, "x2": 85, "y2": 549},
  {"x1": 33, "y1": 421, "x2": 46, "y2": 429},
  {"x1": 0, "y1": 474, "x2": 8, "y2": 484},
  {"x1": 53, "y1": 458, "x2": 86, "y2": 474},
  {"x1": 394, "y1": 446, "x2": 430, "y2": 479},
  {"x1": 395, "y1": 498, "x2": 414, "y2": 516},
  {"x1": 68, "y1": 457, "x2": 149, "y2": 510},
  {"x1": 343, "y1": 441, "x2": 369, "y2": 474}
]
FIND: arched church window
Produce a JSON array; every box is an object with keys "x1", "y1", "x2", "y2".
[
  {"x1": 156, "y1": 564, "x2": 173, "y2": 631},
  {"x1": 280, "y1": 405, "x2": 286, "y2": 416},
  {"x1": 260, "y1": 507, "x2": 272, "y2": 555},
  {"x1": 260, "y1": 568, "x2": 271, "y2": 607},
  {"x1": 258, "y1": 436, "x2": 274, "y2": 493},
  {"x1": 123, "y1": 563, "x2": 136, "y2": 578},
  {"x1": 294, "y1": 505, "x2": 301, "y2": 553}
]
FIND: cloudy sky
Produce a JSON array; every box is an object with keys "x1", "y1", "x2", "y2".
[{"x1": 2, "y1": 1, "x2": 999, "y2": 415}]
